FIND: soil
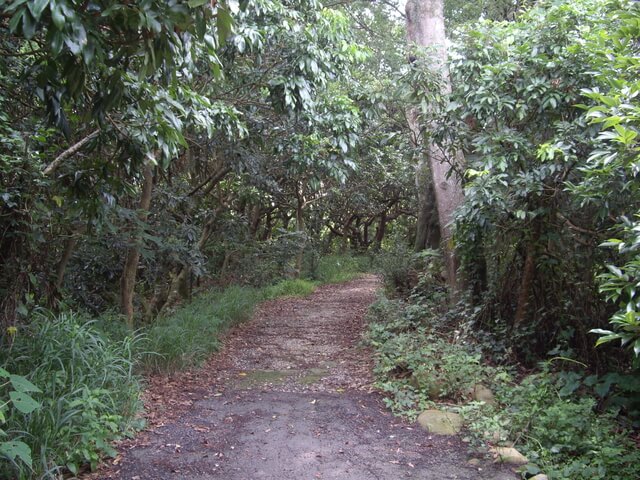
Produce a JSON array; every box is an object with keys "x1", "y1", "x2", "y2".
[{"x1": 94, "y1": 275, "x2": 518, "y2": 480}]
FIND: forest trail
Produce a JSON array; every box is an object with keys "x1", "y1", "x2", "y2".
[{"x1": 97, "y1": 276, "x2": 517, "y2": 480}]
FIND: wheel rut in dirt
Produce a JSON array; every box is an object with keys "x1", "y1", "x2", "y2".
[{"x1": 100, "y1": 275, "x2": 517, "y2": 480}]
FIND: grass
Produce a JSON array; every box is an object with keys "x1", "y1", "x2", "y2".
[
  {"x1": 1, "y1": 311, "x2": 143, "y2": 479},
  {"x1": 263, "y1": 278, "x2": 317, "y2": 299},
  {"x1": 314, "y1": 254, "x2": 372, "y2": 283},
  {"x1": 140, "y1": 278, "x2": 319, "y2": 373}
]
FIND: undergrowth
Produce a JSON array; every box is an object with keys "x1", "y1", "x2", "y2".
[
  {"x1": 0, "y1": 311, "x2": 143, "y2": 479},
  {"x1": 367, "y1": 258, "x2": 640, "y2": 480},
  {"x1": 312, "y1": 254, "x2": 371, "y2": 283},
  {"x1": 0, "y1": 254, "x2": 366, "y2": 478}
]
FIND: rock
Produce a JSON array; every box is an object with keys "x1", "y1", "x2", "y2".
[
  {"x1": 530, "y1": 475, "x2": 549, "y2": 480},
  {"x1": 472, "y1": 384, "x2": 496, "y2": 405},
  {"x1": 490, "y1": 446, "x2": 528, "y2": 465},
  {"x1": 417, "y1": 410, "x2": 463, "y2": 435},
  {"x1": 467, "y1": 458, "x2": 481, "y2": 466},
  {"x1": 409, "y1": 373, "x2": 444, "y2": 399}
]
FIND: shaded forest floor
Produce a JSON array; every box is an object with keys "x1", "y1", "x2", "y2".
[{"x1": 92, "y1": 276, "x2": 517, "y2": 480}]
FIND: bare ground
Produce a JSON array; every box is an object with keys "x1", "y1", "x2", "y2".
[{"x1": 95, "y1": 275, "x2": 518, "y2": 480}]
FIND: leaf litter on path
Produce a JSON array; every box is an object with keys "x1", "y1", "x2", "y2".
[{"x1": 89, "y1": 275, "x2": 517, "y2": 480}]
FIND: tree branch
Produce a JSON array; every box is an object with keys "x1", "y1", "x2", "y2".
[
  {"x1": 188, "y1": 166, "x2": 232, "y2": 197},
  {"x1": 43, "y1": 130, "x2": 100, "y2": 176}
]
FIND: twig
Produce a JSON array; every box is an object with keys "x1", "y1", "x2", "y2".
[{"x1": 43, "y1": 130, "x2": 100, "y2": 176}]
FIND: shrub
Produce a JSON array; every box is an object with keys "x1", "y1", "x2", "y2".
[
  {"x1": 263, "y1": 279, "x2": 317, "y2": 299},
  {"x1": 366, "y1": 296, "x2": 493, "y2": 418},
  {"x1": 461, "y1": 367, "x2": 640, "y2": 480},
  {"x1": 374, "y1": 243, "x2": 416, "y2": 294},
  {"x1": 367, "y1": 290, "x2": 640, "y2": 480}
]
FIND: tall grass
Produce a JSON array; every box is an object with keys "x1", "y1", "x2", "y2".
[{"x1": 0, "y1": 311, "x2": 143, "y2": 479}]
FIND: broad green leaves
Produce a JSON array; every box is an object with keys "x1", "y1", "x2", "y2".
[
  {"x1": 0, "y1": 369, "x2": 41, "y2": 468},
  {"x1": 438, "y1": 0, "x2": 639, "y2": 358},
  {"x1": 571, "y1": 2, "x2": 640, "y2": 356}
]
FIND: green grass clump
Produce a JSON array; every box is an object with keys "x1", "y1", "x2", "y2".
[
  {"x1": 315, "y1": 254, "x2": 371, "y2": 283},
  {"x1": 263, "y1": 278, "x2": 317, "y2": 299},
  {"x1": 141, "y1": 285, "x2": 265, "y2": 373},
  {"x1": 1, "y1": 311, "x2": 143, "y2": 479}
]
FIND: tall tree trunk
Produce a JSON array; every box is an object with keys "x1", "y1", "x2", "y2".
[
  {"x1": 374, "y1": 213, "x2": 387, "y2": 251},
  {"x1": 260, "y1": 210, "x2": 273, "y2": 241},
  {"x1": 362, "y1": 221, "x2": 370, "y2": 250},
  {"x1": 249, "y1": 204, "x2": 262, "y2": 239},
  {"x1": 406, "y1": 0, "x2": 465, "y2": 293},
  {"x1": 514, "y1": 243, "x2": 536, "y2": 328},
  {"x1": 294, "y1": 190, "x2": 306, "y2": 276},
  {"x1": 414, "y1": 161, "x2": 441, "y2": 251},
  {"x1": 514, "y1": 222, "x2": 541, "y2": 328},
  {"x1": 120, "y1": 162, "x2": 154, "y2": 328}
]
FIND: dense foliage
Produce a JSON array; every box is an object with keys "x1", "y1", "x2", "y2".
[
  {"x1": 435, "y1": 0, "x2": 640, "y2": 366},
  {"x1": 367, "y1": 0, "x2": 640, "y2": 478}
]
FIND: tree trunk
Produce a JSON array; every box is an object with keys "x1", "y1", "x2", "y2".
[
  {"x1": 413, "y1": 161, "x2": 441, "y2": 251},
  {"x1": 514, "y1": 243, "x2": 535, "y2": 328},
  {"x1": 406, "y1": 0, "x2": 465, "y2": 293},
  {"x1": 260, "y1": 209, "x2": 273, "y2": 241},
  {"x1": 54, "y1": 234, "x2": 79, "y2": 291},
  {"x1": 362, "y1": 222, "x2": 370, "y2": 251},
  {"x1": 295, "y1": 192, "x2": 306, "y2": 276},
  {"x1": 120, "y1": 162, "x2": 154, "y2": 328},
  {"x1": 374, "y1": 214, "x2": 387, "y2": 251},
  {"x1": 249, "y1": 204, "x2": 262, "y2": 239},
  {"x1": 514, "y1": 222, "x2": 541, "y2": 328},
  {"x1": 46, "y1": 226, "x2": 82, "y2": 308}
]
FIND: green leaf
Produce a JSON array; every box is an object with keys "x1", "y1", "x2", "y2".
[
  {"x1": 27, "y1": 0, "x2": 49, "y2": 21},
  {"x1": 8, "y1": 9, "x2": 24, "y2": 34},
  {"x1": 217, "y1": 7, "x2": 233, "y2": 47},
  {"x1": 15, "y1": 303, "x2": 28, "y2": 317},
  {"x1": 21, "y1": 9, "x2": 37, "y2": 39},
  {"x1": 0, "y1": 440, "x2": 32, "y2": 467},
  {"x1": 605, "y1": 264, "x2": 624, "y2": 278},
  {"x1": 51, "y1": 4, "x2": 65, "y2": 29},
  {"x1": 602, "y1": 116, "x2": 622, "y2": 129},
  {"x1": 9, "y1": 375, "x2": 41, "y2": 393},
  {"x1": 0, "y1": 368, "x2": 9, "y2": 379},
  {"x1": 9, "y1": 391, "x2": 40, "y2": 414},
  {"x1": 188, "y1": 0, "x2": 209, "y2": 7}
]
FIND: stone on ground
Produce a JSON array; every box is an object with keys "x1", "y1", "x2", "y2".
[
  {"x1": 490, "y1": 446, "x2": 528, "y2": 465},
  {"x1": 417, "y1": 409, "x2": 463, "y2": 435},
  {"x1": 472, "y1": 384, "x2": 496, "y2": 405}
]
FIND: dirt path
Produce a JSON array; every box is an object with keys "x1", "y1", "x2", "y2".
[{"x1": 99, "y1": 276, "x2": 517, "y2": 480}]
